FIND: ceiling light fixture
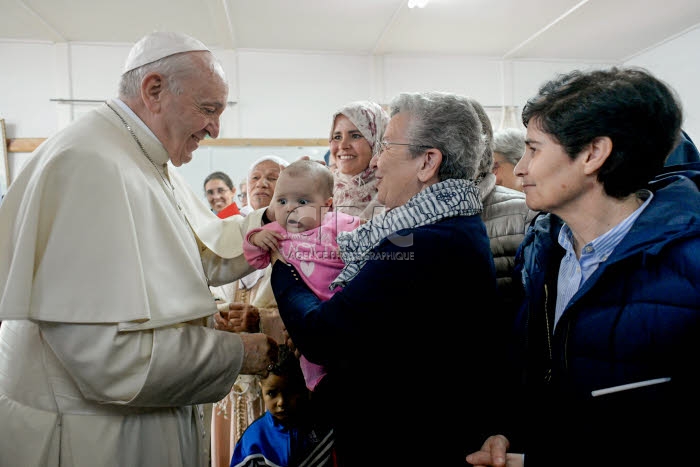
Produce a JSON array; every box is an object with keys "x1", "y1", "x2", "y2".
[{"x1": 407, "y1": 0, "x2": 430, "y2": 8}]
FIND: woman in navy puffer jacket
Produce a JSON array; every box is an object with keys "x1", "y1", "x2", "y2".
[
  {"x1": 467, "y1": 66, "x2": 700, "y2": 467},
  {"x1": 509, "y1": 166, "x2": 700, "y2": 467}
]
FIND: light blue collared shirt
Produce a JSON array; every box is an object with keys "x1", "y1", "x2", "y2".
[{"x1": 554, "y1": 191, "x2": 653, "y2": 330}]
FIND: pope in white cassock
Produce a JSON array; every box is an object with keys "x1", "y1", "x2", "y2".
[{"x1": 0, "y1": 32, "x2": 278, "y2": 466}]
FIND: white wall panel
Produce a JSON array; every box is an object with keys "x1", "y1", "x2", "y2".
[
  {"x1": 625, "y1": 27, "x2": 700, "y2": 142},
  {"x1": 236, "y1": 51, "x2": 372, "y2": 139},
  {"x1": 2, "y1": 26, "x2": 699, "y2": 193}
]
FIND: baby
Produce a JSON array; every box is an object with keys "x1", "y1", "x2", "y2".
[{"x1": 243, "y1": 159, "x2": 362, "y2": 391}]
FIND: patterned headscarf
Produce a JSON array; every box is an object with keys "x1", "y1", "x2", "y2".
[
  {"x1": 331, "y1": 178, "x2": 483, "y2": 288},
  {"x1": 329, "y1": 101, "x2": 389, "y2": 220},
  {"x1": 329, "y1": 101, "x2": 389, "y2": 155}
]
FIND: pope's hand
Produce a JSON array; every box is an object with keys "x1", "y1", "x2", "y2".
[
  {"x1": 215, "y1": 302, "x2": 260, "y2": 333},
  {"x1": 238, "y1": 333, "x2": 278, "y2": 375}
]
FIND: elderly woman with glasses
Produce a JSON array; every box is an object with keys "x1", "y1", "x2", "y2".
[{"x1": 270, "y1": 91, "x2": 509, "y2": 466}]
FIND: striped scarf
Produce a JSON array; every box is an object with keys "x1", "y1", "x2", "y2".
[{"x1": 330, "y1": 178, "x2": 482, "y2": 288}]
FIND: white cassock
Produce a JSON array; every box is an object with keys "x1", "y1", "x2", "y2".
[{"x1": 0, "y1": 100, "x2": 263, "y2": 467}]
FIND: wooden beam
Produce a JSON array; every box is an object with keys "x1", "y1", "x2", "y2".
[
  {"x1": 8, "y1": 137, "x2": 328, "y2": 153},
  {"x1": 8, "y1": 138, "x2": 46, "y2": 153},
  {"x1": 203, "y1": 138, "x2": 328, "y2": 147}
]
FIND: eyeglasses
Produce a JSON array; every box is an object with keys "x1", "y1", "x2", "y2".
[
  {"x1": 376, "y1": 140, "x2": 432, "y2": 154},
  {"x1": 237, "y1": 193, "x2": 247, "y2": 201}
]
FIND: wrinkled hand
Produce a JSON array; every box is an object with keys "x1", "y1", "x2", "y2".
[
  {"x1": 238, "y1": 333, "x2": 278, "y2": 375},
  {"x1": 466, "y1": 435, "x2": 523, "y2": 467},
  {"x1": 214, "y1": 302, "x2": 260, "y2": 333}
]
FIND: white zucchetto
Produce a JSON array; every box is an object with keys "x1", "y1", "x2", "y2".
[{"x1": 122, "y1": 31, "x2": 210, "y2": 74}]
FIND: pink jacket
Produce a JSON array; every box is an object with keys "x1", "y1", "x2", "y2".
[
  {"x1": 243, "y1": 211, "x2": 361, "y2": 391},
  {"x1": 243, "y1": 211, "x2": 361, "y2": 300}
]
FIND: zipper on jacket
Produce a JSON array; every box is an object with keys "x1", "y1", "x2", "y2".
[{"x1": 544, "y1": 283, "x2": 552, "y2": 383}]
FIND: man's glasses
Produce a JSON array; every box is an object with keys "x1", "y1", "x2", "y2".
[
  {"x1": 237, "y1": 193, "x2": 247, "y2": 201},
  {"x1": 376, "y1": 140, "x2": 432, "y2": 154}
]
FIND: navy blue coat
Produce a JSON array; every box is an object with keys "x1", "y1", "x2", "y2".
[
  {"x1": 272, "y1": 215, "x2": 508, "y2": 466},
  {"x1": 510, "y1": 168, "x2": 700, "y2": 466},
  {"x1": 665, "y1": 130, "x2": 700, "y2": 166}
]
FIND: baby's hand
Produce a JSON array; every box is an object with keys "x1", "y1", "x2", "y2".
[{"x1": 250, "y1": 230, "x2": 283, "y2": 251}]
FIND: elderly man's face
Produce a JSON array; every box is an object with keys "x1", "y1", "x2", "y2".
[
  {"x1": 158, "y1": 53, "x2": 228, "y2": 167},
  {"x1": 248, "y1": 160, "x2": 283, "y2": 210},
  {"x1": 371, "y1": 112, "x2": 425, "y2": 211}
]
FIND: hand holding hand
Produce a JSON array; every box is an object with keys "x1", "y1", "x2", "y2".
[
  {"x1": 238, "y1": 333, "x2": 278, "y2": 375},
  {"x1": 214, "y1": 302, "x2": 260, "y2": 333},
  {"x1": 466, "y1": 435, "x2": 523, "y2": 467}
]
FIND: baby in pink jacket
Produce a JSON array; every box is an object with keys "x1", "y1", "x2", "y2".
[{"x1": 243, "y1": 159, "x2": 362, "y2": 391}]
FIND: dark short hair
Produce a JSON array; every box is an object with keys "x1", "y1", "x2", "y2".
[
  {"x1": 264, "y1": 345, "x2": 306, "y2": 389},
  {"x1": 203, "y1": 171, "x2": 234, "y2": 191},
  {"x1": 522, "y1": 67, "x2": 682, "y2": 198}
]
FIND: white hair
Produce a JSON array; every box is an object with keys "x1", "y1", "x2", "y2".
[{"x1": 247, "y1": 155, "x2": 290, "y2": 177}]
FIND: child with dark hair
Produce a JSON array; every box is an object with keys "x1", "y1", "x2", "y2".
[{"x1": 229, "y1": 345, "x2": 333, "y2": 467}]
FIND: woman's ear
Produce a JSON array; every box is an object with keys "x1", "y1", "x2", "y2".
[
  {"x1": 417, "y1": 149, "x2": 442, "y2": 183},
  {"x1": 583, "y1": 136, "x2": 613, "y2": 175}
]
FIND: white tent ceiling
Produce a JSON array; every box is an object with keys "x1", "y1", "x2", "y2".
[{"x1": 1, "y1": 0, "x2": 699, "y2": 61}]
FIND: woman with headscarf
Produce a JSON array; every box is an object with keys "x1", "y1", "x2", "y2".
[{"x1": 329, "y1": 100, "x2": 389, "y2": 220}]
